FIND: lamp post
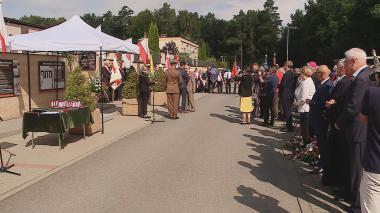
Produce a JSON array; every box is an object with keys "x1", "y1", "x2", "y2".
[{"x1": 286, "y1": 26, "x2": 297, "y2": 61}]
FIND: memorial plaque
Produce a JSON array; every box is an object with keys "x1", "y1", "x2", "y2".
[{"x1": 39, "y1": 61, "x2": 65, "y2": 91}]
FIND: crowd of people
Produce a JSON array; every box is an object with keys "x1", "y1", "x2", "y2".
[
  {"x1": 235, "y1": 48, "x2": 380, "y2": 213},
  {"x1": 101, "y1": 49, "x2": 380, "y2": 212}
]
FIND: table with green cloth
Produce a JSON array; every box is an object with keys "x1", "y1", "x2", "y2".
[{"x1": 22, "y1": 107, "x2": 94, "y2": 150}]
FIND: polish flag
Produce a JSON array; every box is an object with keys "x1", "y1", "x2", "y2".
[
  {"x1": 0, "y1": 0, "x2": 8, "y2": 56},
  {"x1": 138, "y1": 38, "x2": 150, "y2": 64},
  {"x1": 110, "y1": 55, "x2": 123, "y2": 90}
]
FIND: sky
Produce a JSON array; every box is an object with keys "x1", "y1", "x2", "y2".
[{"x1": 2, "y1": 0, "x2": 307, "y2": 24}]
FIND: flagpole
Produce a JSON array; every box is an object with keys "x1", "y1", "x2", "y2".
[
  {"x1": 99, "y1": 47, "x2": 104, "y2": 134},
  {"x1": 27, "y1": 51, "x2": 31, "y2": 111}
]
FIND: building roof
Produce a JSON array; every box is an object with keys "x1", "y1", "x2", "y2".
[
  {"x1": 159, "y1": 36, "x2": 198, "y2": 47},
  {"x1": 4, "y1": 17, "x2": 45, "y2": 30}
]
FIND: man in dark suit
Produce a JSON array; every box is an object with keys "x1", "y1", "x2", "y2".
[
  {"x1": 279, "y1": 60, "x2": 296, "y2": 131},
  {"x1": 335, "y1": 48, "x2": 375, "y2": 213},
  {"x1": 101, "y1": 59, "x2": 112, "y2": 103},
  {"x1": 165, "y1": 60, "x2": 181, "y2": 119},
  {"x1": 261, "y1": 67, "x2": 279, "y2": 126},
  {"x1": 178, "y1": 62, "x2": 189, "y2": 113},
  {"x1": 324, "y1": 59, "x2": 352, "y2": 197},
  {"x1": 138, "y1": 66, "x2": 155, "y2": 119},
  {"x1": 309, "y1": 65, "x2": 334, "y2": 174}
]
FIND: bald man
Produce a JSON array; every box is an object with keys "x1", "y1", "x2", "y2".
[{"x1": 309, "y1": 65, "x2": 334, "y2": 175}]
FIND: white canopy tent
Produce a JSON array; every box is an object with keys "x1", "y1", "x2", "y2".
[
  {"x1": 125, "y1": 38, "x2": 139, "y2": 54},
  {"x1": 8, "y1": 15, "x2": 140, "y2": 134},
  {"x1": 9, "y1": 15, "x2": 138, "y2": 54}
]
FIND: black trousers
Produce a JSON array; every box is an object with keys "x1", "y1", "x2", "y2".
[
  {"x1": 347, "y1": 141, "x2": 366, "y2": 211},
  {"x1": 323, "y1": 127, "x2": 349, "y2": 189},
  {"x1": 262, "y1": 94, "x2": 275, "y2": 124},
  {"x1": 217, "y1": 81, "x2": 223, "y2": 93},
  {"x1": 299, "y1": 112, "x2": 310, "y2": 144},
  {"x1": 180, "y1": 88, "x2": 187, "y2": 111},
  {"x1": 225, "y1": 80, "x2": 231, "y2": 94},
  {"x1": 312, "y1": 118, "x2": 329, "y2": 168},
  {"x1": 233, "y1": 83, "x2": 238, "y2": 94},
  {"x1": 139, "y1": 92, "x2": 149, "y2": 116},
  {"x1": 281, "y1": 97, "x2": 293, "y2": 129}
]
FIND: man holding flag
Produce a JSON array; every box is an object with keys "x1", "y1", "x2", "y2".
[
  {"x1": 110, "y1": 56, "x2": 123, "y2": 101},
  {"x1": 231, "y1": 61, "x2": 238, "y2": 94}
]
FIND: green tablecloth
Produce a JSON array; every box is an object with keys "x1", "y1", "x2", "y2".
[{"x1": 22, "y1": 107, "x2": 94, "y2": 139}]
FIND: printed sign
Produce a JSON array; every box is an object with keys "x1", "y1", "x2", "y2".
[
  {"x1": 0, "y1": 60, "x2": 14, "y2": 97},
  {"x1": 39, "y1": 61, "x2": 65, "y2": 91},
  {"x1": 79, "y1": 52, "x2": 96, "y2": 70}
]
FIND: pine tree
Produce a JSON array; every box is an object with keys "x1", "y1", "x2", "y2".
[
  {"x1": 122, "y1": 69, "x2": 139, "y2": 99},
  {"x1": 64, "y1": 67, "x2": 96, "y2": 111},
  {"x1": 198, "y1": 42, "x2": 208, "y2": 60},
  {"x1": 152, "y1": 67, "x2": 166, "y2": 92},
  {"x1": 148, "y1": 20, "x2": 160, "y2": 64}
]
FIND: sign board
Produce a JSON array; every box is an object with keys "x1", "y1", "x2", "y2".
[
  {"x1": 0, "y1": 60, "x2": 14, "y2": 97},
  {"x1": 39, "y1": 61, "x2": 65, "y2": 91},
  {"x1": 13, "y1": 60, "x2": 21, "y2": 96},
  {"x1": 79, "y1": 52, "x2": 96, "y2": 70}
]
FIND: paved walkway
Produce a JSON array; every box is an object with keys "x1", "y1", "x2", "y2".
[{"x1": 0, "y1": 94, "x2": 346, "y2": 212}]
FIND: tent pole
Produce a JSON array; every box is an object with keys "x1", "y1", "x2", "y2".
[
  {"x1": 100, "y1": 47, "x2": 104, "y2": 134},
  {"x1": 56, "y1": 51, "x2": 59, "y2": 100},
  {"x1": 27, "y1": 52, "x2": 31, "y2": 111}
]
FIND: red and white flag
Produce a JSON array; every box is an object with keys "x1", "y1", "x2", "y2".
[
  {"x1": 110, "y1": 55, "x2": 123, "y2": 90},
  {"x1": 138, "y1": 38, "x2": 150, "y2": 64},
  {"x1": 0, "y1": 0, "x2": 8, "y2": 56}
]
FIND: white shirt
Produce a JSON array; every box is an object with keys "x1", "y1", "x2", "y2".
[
  {"x1": 334, "y1": 75, "x2": 345, "y2": 86},
  {"x1": 224, "y1": 71, "x2": 231, "y2": 80},
  {"x1": 320, "y1": 77, "x2": 330, "y2": 85},
  {"x1": 294, "y1": 77, "x2": 316, "y2": 112},
  {"x1": 352, "y1": 65, "x2": 368, "y2": 78}
]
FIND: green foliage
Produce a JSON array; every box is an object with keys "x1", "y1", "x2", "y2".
[
  {"x1": 276, "y1": 0, "x2": 380, "y2": 67},
  {"x1": 128, "y1": 10, "x2": 155, "y2": 42},
  {"x1": 148, "y1": 21, "x2": 160, "y2": 64},
  {"x1": 19, "y1": 15, "x2": 66, "y2": 28},
  {"x1": 154, "y1": 3, "x2": 177, "y2": 36},
  {"x1": 122, "y1": 69, "x2": 139, "y2": 99},
  {"x1": 64, "y1": 67, "x2": 96, "y2": 111},
  {"x1": 152, "y1": 67, "x2": 166, "y2": 92},
  {"x1": 81, "y1": 13, "x2": 102, "y2": 28},
  {"x1": 198, "y1": 42, "x2": 208, "y2": 60},
  {"x1": 162, "y1": 41, "x2": 179, "y2": 55}
]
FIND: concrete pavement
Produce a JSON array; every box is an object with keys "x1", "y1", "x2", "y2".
[{"x1": 0, "y1": 94, "x2": 345, "y2": 212}]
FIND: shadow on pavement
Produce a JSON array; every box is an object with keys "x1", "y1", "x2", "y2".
[
  {"x1": 153, "y1": 109, "x2": 170, "y2": 119},
  {"x1": 237, "y1": 134, "x2": 347, "y2": 213},
  {"x1": 234, "y1": 185, "x2": 289, "y2": 213},
  {"x1": 25, "y1": 133, "x2": 84, "y2": 149}
]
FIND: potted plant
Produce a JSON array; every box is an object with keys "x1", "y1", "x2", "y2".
[
  {"x1": 150, "y1": 67, "x2": 167, "y2": 106},
  {"x1": 65, "y1": 67, "x2": 101, "y2": 136},
  {"x1": 121, "y1": 68, "x2": 139, "y2": 116}
]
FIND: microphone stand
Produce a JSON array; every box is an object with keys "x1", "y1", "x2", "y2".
[{"x1": 0, "y1": 145, "x2": 21, "y2": 176}]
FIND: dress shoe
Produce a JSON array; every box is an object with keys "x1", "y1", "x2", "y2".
[
  {"x1": 174, "y1": 117, "x2": 179, "y2": 119},
  {"x1": 260, "y1": 122, "x2": 269, "y2": 127}
]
